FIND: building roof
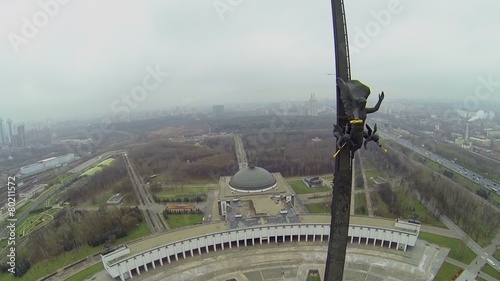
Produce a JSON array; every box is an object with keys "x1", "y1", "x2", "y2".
[{"x1": 229, "y1": 165, "x2": 277, "y2": 191}]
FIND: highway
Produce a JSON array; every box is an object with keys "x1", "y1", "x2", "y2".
[
  {"x1": 378, "y1": 130, "x2": 500, "y2": 196},
  {"x1": 122, "y1": 152, "x2": 167, "y2": 234}
]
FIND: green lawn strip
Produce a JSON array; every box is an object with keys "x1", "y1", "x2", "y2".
[
  {"x1": 16, "y1": 200, "x2": 35, "y2": 215},
  {"x1": 419, "y1": 232, "x2": 476, "y2": 264},
  {"x1": 392, "y1": 189, "x2": 446, "y2": 228},
  {"x1": 166, "y1": 214, "x2": 204, "y2": 229},
  {"x1": 354, "y1": 193, "x2": 367, "y2": 216},
  {"x1": 494, "y1": 249, "x2": 500, "y2": 260},
  {"x1": 305, "y1": 203, "x2": 330, "y2": 214},
  {"x1": 65, "y1": 262, "x2": 104, "y2": 281},
  {"x1": 81, "y1": 166, "x2": 102, "y2": 177},
  {"x1": 114, "y1": 221, "x2": 151, "y2": 244},
  {"x1": 482, "y1": 264, "x2": 500, "y2": 280},
  {"x1": 287, "y1": 179, "x2": 331, "y2": 194},
  {"x1": 433, "y1": 262, "x2": 463, "y2": 281}
]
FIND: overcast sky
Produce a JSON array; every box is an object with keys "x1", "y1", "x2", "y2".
[{"x1": 1, "y1": 0, "x2": 499, "y2": 123}]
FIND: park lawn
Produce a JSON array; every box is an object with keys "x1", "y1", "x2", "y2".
[
  {"x1": 287, "y1": 179, "x2": 331, "y2": 194},
  {"x1": 434, "y1": 262, "x2": 462, "y2": 281},
  {"x1": 494, "y1": 249, "x2": 500, "y2": 260},
  {"x1": 49, "y1": 172, "x2": 73, "y2": 185},
  {"x1": 15, "y1": 200, "x2": 35, "y2": 215},
  {"x1": 410, "y1": 201, "x2": 446, "y2": 228},
  {"x1": 65, "y1": 262, "x2": 104, "y2": 281},
  {"x1": 419, "y1": 232, "x2": 477, "y2": 264},
  {"x1": 155, "y1": 186, "x2": 217, "y2": 198},
  {"x1": 115, "y1": 221, "x2": 151, "y2": 244},
  {"x1": 17, "y1": 209, "x2": 59, "y2": 237},
  {"x1": 81, "y1": 166, "x2": 102, "y2": 176},
  {"x1": 482, "y1": 264, "x2": 500, "y2": 280},
  {"x1": 354, "y1": 193, "x2": 368, "y2": 216},
  {"x1": 305, "y1": 203, "x2": 330, "y2": 214},
  {"x1": 0, "y1": 221, "x2": 149, "y2": 281},
  {"x1": 166, "y1": 214, "x2": 204, "y2": 229}
]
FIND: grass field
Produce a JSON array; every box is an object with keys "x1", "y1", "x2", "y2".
[
  {"x1": 15, "y1": 200, "x2": 35, "y2": 215},
  {"x1": 434, "y1": 262, "x2": 462, "y2": 281},
  {"x1": 65, "y1": 263, "x2": 104, "y2": 281},
  {"x1": 305, "y1": 203, "x2": 330, "y2": 214},
  {"x1": 166, "y1": 214, "x2": 204, "y2": 229},
  {"x1": 287, "y1": 179, "x2": 331, "y2": 194},
  {"x1": 354, "y1": 193, "x2": 368, "y2": 216},
  {"x1": 81, "y1": 158, "x2": 115, "y2": 177},
  {"x1": 482, "y1": 264, "x2": 500, "y2": 280},
  {"x1": 419, "y1": 232, "x2": 477, "y2": 264},
  {"x1": 18, "y1": 208, "x2": 60, "y2": 237},
  {"x1": 494, "y1": 249, "x2": 500, "y2": 260}
]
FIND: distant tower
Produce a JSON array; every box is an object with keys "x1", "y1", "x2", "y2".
[
  {"x1": 465, "y1": 122, "x2": 469, "y2": 143},
  {"x1": 0, "y1": 118, "x2": 4, "y2": 144},
  {"x1": 308, "y1": 93, "x2": 318, "y2": 116},
  {"x1": 17, "y1": 124, "x2": 26, "y2": 147},
  {"x1": 6, "y1": 119, "x2": 13, "y2": 145}
]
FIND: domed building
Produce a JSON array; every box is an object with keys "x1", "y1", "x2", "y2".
[
  {"x1": 228, "y1": 164, "x2": 277, "y2": 193},
  {"x1": 218, "y1": 164, "x2": 295, "y2": 219}
]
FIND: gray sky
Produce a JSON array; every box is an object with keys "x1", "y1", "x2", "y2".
[{"x1": 1, "y1": 0, "x2": 500, "y2": 123}]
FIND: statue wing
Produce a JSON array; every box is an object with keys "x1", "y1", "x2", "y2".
[{"x1": 337, "y1": 78, "x2": 354, "y2": 118}]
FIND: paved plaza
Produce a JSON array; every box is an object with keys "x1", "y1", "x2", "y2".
[{"x1": 88, "y1": 239, "x2": 447, "y2": 281}]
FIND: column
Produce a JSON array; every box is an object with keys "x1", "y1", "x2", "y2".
[
  {"x1": 159, "y1": 252, "x2": 163, "y2": 266},
  {"x1": 135, "y1": 258, "x2": 141, "y2": 275},
  {"x1": 313, "y1": 226, "x2": 316, "y2": 242},
  {"x1": 174, "y1": 252, "x2": 178, "y2": 261},
  {"x1": 244, "y1": 231, "x2": 247, "y2": 246},
  {"x1": 126, "y1": 262, "x2": 132, "y2": 278},
  {"x1": 151, "y1": 252, "x2": 156, "y2": 269},
  {"x1": 166, "y1": 255, "x2": 171, "y2": 264},
  {"x1": 142, "y1": 255, "x2": 148, "y2": 272},
  {"x1": 350, "y1": 235, "x2": 354, "y2": 243}
]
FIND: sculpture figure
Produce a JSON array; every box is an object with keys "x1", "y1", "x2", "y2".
[{"x1": 333, "y1": 78, "x2": 385, "y2": 158}]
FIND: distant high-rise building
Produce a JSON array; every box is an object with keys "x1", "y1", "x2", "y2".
[
  {"x1": 213, "y1": 105, "x2": 224, "y2": 116},
  {"x1": 308, "y1": 93, "x2": 318, "y2": 116},
  {"x1": 6, "y1": 119, "x2": 13, "y2": 145},
  {"x1": 0, "y1": 118, "x2": 4, "y2": 144},
  {"x1": 17, "y1": 124, "x2": 26, "y2": 147}
]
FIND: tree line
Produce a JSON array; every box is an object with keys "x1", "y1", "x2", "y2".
[
  {"x1": 0, "y1": 207, "x2": 143, "y2": 277},
  {"x1": 364, "y1": 141, "x2": 500, "y2": 242}
]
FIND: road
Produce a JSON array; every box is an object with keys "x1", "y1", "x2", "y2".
[
  {"x1": 233, "y1": 135, "x2": 248, "y2": 170},
  {"x1": 122, "y1": 152, "x2": 167, "y2": 234},
  {"x1": 378, "y1": 130, "x2": 500, "y2": 196}
]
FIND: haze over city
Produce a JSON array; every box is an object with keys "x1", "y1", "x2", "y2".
[{"x1": 1, "y1": 0, "x2": 500, "y2": 122}]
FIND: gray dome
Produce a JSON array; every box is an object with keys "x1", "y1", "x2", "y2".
[{"x1": 229, "y1": 165, "x2": 277, "y2": 191}]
